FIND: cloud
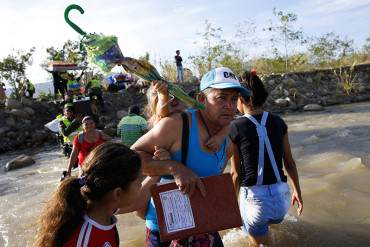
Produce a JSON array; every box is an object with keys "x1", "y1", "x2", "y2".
[{"x1": 298, "y1": 0, "x2": 370, "y2": 15}]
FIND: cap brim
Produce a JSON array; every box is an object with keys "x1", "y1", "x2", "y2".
[{"x1": 208, "y1": 82, "x2": 251, "y2": 98}]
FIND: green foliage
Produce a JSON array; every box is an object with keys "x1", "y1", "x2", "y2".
[
  {"x1": 308, "y1": 32, "x2": 354, "y2": 67},
  {"x1": 363, "y1": 32, "x2": 370, "y2": 53},
  {"x1": 138, "y1": 52, "x2": 150, "y2": 62},
  {"x1": 264, "y1": 8, "x2": 306, "y2": 72},
  {"x1": 189, "y1": 20, "x2": 227, "y2": 75},
  {"x1": 160, "y1": 60, "x2": 177, "y2": 82},
  {"x1": 37, "y1": 90, "x2": 54, "y2": 101},
  {"x1": 189, "y1": 20, "x2": 250, "y2": 77},
  {"x1": 45, "y1": 40, "x2": 87, "y2": 65},
  {"x1": 333, "y1": 62, "x2": 358, "y2": 95},
  {"x1": 0, "y1": 48, "x2": 35, "y2": 100},
  {"x1": 219, "y1": 53, "x2": 248, "y2": 76}
]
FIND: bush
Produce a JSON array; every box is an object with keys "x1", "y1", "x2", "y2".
[{"x1": 37, "y1": 90, "x2": 54, "y2": 101}]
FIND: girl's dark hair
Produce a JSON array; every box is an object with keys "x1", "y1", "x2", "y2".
[
  {"x1": 34, "y1": 143, "x2": 141, "y2": 247},
  {"x1": 241, "y1": 70, "x2": 268, "y2": 108}
]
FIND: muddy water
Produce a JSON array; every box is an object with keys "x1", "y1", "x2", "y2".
[{"x1": 1, "y1": 102, "x2": 370, "y2": 246}]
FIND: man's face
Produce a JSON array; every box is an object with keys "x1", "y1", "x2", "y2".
[
  {"x1": 64, "y1": 109, "x2": 74, "y2": 119},
  {"x1": 201, "y1": 88, "x2": 238, "y2": 126},
  {"x1": 176, "y1": 51, "x2": 180, "y2": 55}
]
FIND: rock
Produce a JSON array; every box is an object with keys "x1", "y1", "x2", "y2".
[
  {"x1": 5, "y1": 99, "x2": 23, "y2": 109},
  {"x1": 116, "y1": 110, "x2": 128, "y2": 120},
  {"x1": 23, "y1": 107, "x2": 35, "y2": 116},
  {"x1": 6, "y1": 131, "x2": 17, "y2": 139},
  {"x1": 361, "y1": 155, "x2": 370, "y2": 167},
  {"x1": 290, "y1": 74, "x2": 299, "y2": 81},
  {"x1": 282, "y1": 78, "x2": 295, "y2": 88},
  {"x1": 21, "y1": 97, "x2": 34, "y2": 107},
  {"x1": 268, "y1": 80, "x2": 275, "y2": 87},
  {"x1": 9, "y1": 109, "x2": 29, "y2": 118},
  {"x1": 5, "y1": 117, "x2": 15, "y2": 126},
  {"x1": 103, "y1": 127, "x2": 117, "y2": 137},
  {"x1": 355, "y1": 95, "x2": 370, "y2": 101},
  {"x1": 283, "y1": 89, "x2": 290, "y2": 97},
  {"x1": 0, "y1": 126, "x2": 11, "y2": 138},
  {"x1": 358, "y1": 85, "x2": 367, "y2": 94},
  {"x1": 4, "y1": 155, "x2": 35, "y2": 171},
  {"x1": 31, "y1": 130, "x2": 49, "y2": 143},
  {"x1": 105, "y1": 122, "x2": 118, "y2": 129},
  {"x1": 303, "y1": 104, "x2": 324, "y2": 111},
  {"x1": 99, "y1": 115, "x2": 112, "y2": 126},
  {"x1": 274, "y1": 98, "x2": 290, "y2": 107}
]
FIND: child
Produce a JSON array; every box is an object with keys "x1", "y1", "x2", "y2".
[{"x1": 34, "y1": 142, "x2": 155, "y2": 247}]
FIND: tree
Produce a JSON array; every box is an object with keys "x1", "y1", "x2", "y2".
[
  {"x1": 363, "y1": 32, "x2": 370, "y2": 53},
  {"x1": 264, "y1": 8, "x2": 306, "y2": 72},
  {"x1": 308, "y1": 32, "x2": 354, "y2": 66},
  {"x1": 0, "y1": 48, "x2": 35, "y2": 100},
  {"x1": 44, "y1": 40, "x2": 87, "y2": 66},
  {"x1": 160, "y1": 60, "x2": 177, "y2": 82},
  {"x1": 234, "y1": 19, "x2": 259, "y2": 59},
  {"x1": 138, "y1": 52, "x2": 150, "y2": 62},
  {"x1": 189, "y1": 20, "x2": 227, "y2": 75}
]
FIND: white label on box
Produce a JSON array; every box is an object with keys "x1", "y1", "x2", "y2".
[{"x1": 159, "y1": 189, "x2": 195, "y2": 233}]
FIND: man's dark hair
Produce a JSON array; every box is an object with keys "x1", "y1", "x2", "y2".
[
  {"x1": 241, "y1": 71, "x2": 268, "y2": 107},
  {"x1": 128, "y1": 105, "x2": 140, "y2": 115},
  {"x1": 176, "y1": 50, "x2": 180, "y2": 53}
]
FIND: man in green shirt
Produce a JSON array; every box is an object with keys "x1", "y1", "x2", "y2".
[{"x1": 117, "y1": 105, "x2": 147, "y2": 147}]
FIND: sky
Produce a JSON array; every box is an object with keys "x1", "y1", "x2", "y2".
[{"x1": 1, "y1": 0, "x2": 370, "y2": 84}]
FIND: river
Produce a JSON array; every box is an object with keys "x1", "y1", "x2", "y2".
[{"x1": 1, "y1": 102, "x2": 370, "y2": 246}]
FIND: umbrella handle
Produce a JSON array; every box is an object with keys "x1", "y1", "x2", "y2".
[{"x1": 64, "y1": 4, "x2": 87, "y2": 36}]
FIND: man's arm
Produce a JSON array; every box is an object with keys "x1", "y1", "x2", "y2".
[
  {"x1": 64, "y1": 119, "x2": 82, "y2": 136},
  {"x1": 131, "y1": 115, "x2": 181, "y2": 176},
  {"x1": 132, "y1": 114, "x2": 206, "y2": 197},
  {"x1": 59, "y1": 121, "x2": 68, "y2": 137}
]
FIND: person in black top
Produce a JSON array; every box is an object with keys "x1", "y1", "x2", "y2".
[
  {"x1": 174, "y1": 50, "x2": 183, "y2": 83},
  {"x1": 49, "y1": 71, "x2": 68, "y2": 100},
  {"x1": 229, "y1": 70, "x2": 303, "y2": 246}
]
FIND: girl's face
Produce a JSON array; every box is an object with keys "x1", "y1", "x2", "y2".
[{"x1": 83, "y1": 119, "x2": 96, "y2": 132}]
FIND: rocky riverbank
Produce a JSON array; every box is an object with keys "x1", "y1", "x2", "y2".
[
  {"x1": 0, "y1": 91, "x2": 146, "y2": 155},
  {"x1": 1, "y1": 63, "x2": 370, "y2": 155}
]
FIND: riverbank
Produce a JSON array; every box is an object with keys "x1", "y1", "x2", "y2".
[
  {"x1": 1, "y1": 101, "x2": 369, "y2": 246},
  {"x1": 1, "y1": 63, "x2": 370, "y2": 154}
]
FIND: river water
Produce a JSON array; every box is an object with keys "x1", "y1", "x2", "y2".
[{"x1": 1, "y1": 102, "x2": 370, "y2": 246}]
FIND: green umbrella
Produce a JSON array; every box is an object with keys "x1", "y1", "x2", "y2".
[{"x1": 64, "y1": 4, "x2": 204, "y2": 109}]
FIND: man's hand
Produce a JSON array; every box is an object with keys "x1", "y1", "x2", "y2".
[{"x1": 173, "y1": 165, "x2": 206, "y2": 198}]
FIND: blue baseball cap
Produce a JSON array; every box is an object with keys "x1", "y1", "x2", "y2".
[{"x1": 200, "y1": 67, "x2": 251, "y2": 98}]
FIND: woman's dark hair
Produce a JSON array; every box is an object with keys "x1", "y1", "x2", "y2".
[
  {"x1": 34, "y1": 143, "x2": 141, "y2": 247},
  {"x1": 241, "y1": 70, "x2": 268, "y2": 108}
]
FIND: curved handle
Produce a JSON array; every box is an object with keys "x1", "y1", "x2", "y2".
[{"x1": 64, "y1": 4, "x2": 87, "y2": 36}]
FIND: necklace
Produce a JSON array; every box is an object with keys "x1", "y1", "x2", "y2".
[{"x1": 197, "y1": 111, "x2": 226, "y2": 170}]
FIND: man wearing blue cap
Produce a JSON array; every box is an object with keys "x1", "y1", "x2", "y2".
[{"x1": 132, "y1": 67, "x2": 250, "y2": 246}]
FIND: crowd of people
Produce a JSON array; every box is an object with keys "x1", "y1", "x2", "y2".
[{"x1": 35, "y1": 65, "x2": 303, "y2": 247}]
